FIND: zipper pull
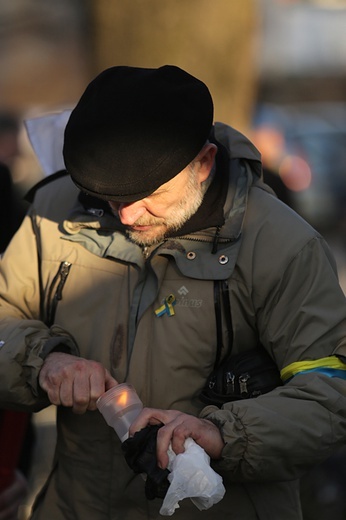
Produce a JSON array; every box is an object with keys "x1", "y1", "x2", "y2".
[
  {"x1": 56, "y1": 261, "x2": 72, "y2": 300},
  {"x1": 226, "y1": 371, "x2": 235, "y2": 394},
  {"x1": 239, "y1": 373, "x2": 250, "y2": 397}
]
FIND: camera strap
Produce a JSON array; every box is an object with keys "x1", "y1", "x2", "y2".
[{"x1": 200, "y1": 280, "x2": 282, "y2": 406}]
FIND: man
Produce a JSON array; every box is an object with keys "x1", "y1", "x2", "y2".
[{"x1": 0, "y1": 65, "x2": 345, "y2": 520}]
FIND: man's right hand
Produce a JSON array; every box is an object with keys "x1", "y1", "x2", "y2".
[{"x1": 39, "y1": 352, "x2": 118, "y2": 414}]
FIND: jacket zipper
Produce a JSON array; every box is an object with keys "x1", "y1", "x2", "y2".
[{"x1": 46, "y1": 261, "x2": 72, "y2": 326}]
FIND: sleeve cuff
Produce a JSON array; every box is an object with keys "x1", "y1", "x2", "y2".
[{"x1": 39, "y1": 336, "x2": 79, "y2": 360}]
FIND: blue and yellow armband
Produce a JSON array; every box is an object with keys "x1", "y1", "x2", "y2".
[{"x1": 280, "y1": 355, "x2": 346, "y2": 383}]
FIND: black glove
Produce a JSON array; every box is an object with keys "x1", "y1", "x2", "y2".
[{"x1": 122, "y1": 424, "x2": 170, "y2": 500}]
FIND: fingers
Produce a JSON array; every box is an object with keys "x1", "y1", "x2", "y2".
[
  {"x1": 128, "y1": 409, "x2": 191, "y2": 469},
  {"x1": 104, "y1": 370, "x2": 118, "y2": 391},
  {"x1": 129, "y1": 408, "x2": 180, "y2": 435},
  {"x1": 129, "y1": 408, "x2": 225, "y2": 469},
  {"x1": 70, "y1": 367, "x2": 92, "y2": 414},
  {"x1": 156, "y1": 415, "x2": 195, "y2": 468},
  {"x1": 39, "y1": 353, "x2": 118, "y2": 414}
]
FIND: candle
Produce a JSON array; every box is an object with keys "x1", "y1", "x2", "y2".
[{"x1": 97, "y1": 384, "x2": 143, "y2": 442}]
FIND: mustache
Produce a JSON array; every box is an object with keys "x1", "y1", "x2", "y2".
[{"x1": 130, "y1": 216, "x2": 165, "y2": 227}]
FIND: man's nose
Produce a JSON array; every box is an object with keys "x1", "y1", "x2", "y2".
[{"x1": 117, "y1": 202, "x2": 147, "y2": 226}]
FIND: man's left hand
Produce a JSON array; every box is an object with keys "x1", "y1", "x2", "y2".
[{"x1": 128, "y1": 408, "x2": 225, "y2": 470}]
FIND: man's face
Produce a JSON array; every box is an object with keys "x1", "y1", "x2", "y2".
[{"x1": 108, "y1": 164, "x2": 208, "y2": 247}]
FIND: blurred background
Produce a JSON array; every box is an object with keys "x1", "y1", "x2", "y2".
[{"x1": 0, "y1": 1, "x2": 345, "y2": 519}]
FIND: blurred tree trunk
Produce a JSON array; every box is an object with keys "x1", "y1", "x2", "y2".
[{"x1": 89, "y1": 0, "x2": 259, "y2": 133}]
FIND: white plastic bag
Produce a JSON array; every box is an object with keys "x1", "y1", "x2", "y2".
[{"x1": 159, "y1": 438, "x2": 225, "y2": 516}]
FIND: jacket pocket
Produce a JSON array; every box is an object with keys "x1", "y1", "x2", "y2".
[{"x1": 46, "y1": 261, "x2": 72, "y2": 326}]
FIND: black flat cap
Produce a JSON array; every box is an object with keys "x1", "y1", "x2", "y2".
[{"x1": 63, "y1": 65, "x2": 213, "y2": 202}]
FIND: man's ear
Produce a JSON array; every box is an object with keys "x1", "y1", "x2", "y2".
[{"x1": 196, "y1": 143, "x2": 218, "y2": 183}]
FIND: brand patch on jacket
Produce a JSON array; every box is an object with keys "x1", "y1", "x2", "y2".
[
  {"x1": 176, "y1": 286, "x2": 203, "y2": 308},
  {"x1": 155, "y1": 287, "x2": 203, "y2": 317}
]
